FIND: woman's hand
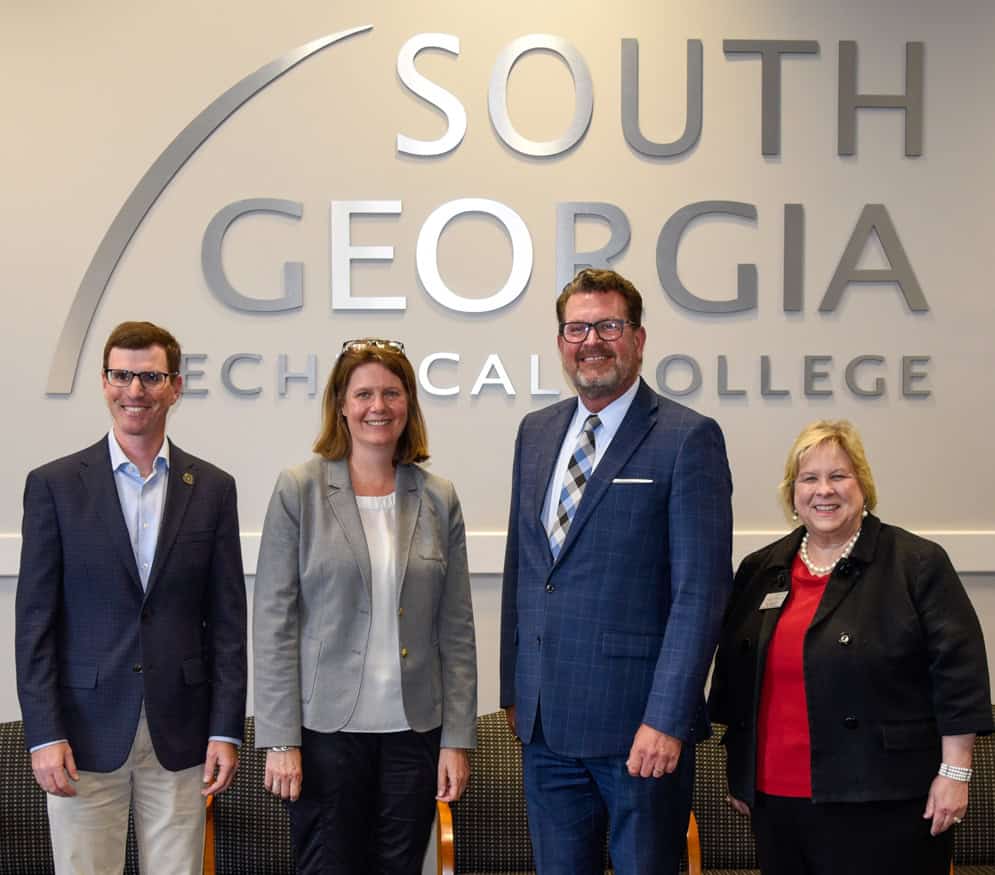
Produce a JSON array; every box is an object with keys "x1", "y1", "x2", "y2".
[
  {"x1": 926, "y1": 733, "x2": 975, "y2": 835},
  {"x1": 436, "y1": 748, "x2": 470, "y2": 803},
  {"x1": 265, "y1": 748, "x2": 303, "y2": 802},
  {"x1": 924, "y1": 775, "x2": 968, "y2": 835},
  {"x1": 726, "y1": 794, "x2": 751, "y2": 817}
]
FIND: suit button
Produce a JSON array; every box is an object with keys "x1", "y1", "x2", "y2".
[
  {"x1": 132, "y1": 664, "x2": 143, "y2": 673},
  {"x1": 545, "y1": 583, "x2": 555, "y2": 593},
  {"x1": 400, "y1": 648, "x2": 409, "y2": 658},
  {"x1": 739, "y1": 638, "x2": 752, "y2": 651},
  {"x1": 838, "y1": 632, "x2": 851, "y2": 646},
  {"x1": 141, "y1": 610, "x2": 150, "y2": 621},
  {"x1": 843, "y1": 716, "x2": 859, "y2": 729},
  {"x1": 398, "y1": 607, "x2": 404, "y2": 616}
]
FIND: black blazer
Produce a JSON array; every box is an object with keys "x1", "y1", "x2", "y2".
[
  {"x1": 709, "y1": 514, "x2": 993, "y2": 805},
  {"x1": 15, "y1": 437, "x2": 247, "y2": 772}
]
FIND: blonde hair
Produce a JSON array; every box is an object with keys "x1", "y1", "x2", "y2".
[
  {"x1": 778, "y1": 419, "x2": 877, "y2": 521},
  {"x1": 313, "y1": 345, "x2": 429, "y2": 464}
]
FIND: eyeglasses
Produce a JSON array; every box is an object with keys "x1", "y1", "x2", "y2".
[
  {"x1": 341, "y1": 338, "x2": 406, "y2": 354},
  {"x1": 104, "y1": 368, "x2": 178, "y2": 388},
  {"x1": 558, "y1": 319, "x2": 638, "y2": 343}
]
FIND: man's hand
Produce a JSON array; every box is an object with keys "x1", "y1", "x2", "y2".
[
  {"x1": 626, "y1": 724, "x2": 682, "y2": 778},
  {"x1": 504, "y1": 705, "x2": 517, "y2": 736},
  {"x1": 436, "y1": 748, "x2": 470, "y2": 803},
  {"x1": 202, "y1": 741, "x2": 239, "y2": 796},
  {"x1": 31, "y1": 742, "x2": 79, "y2": 797},
  {"x1": 264, "y1": 748, "x2": 303, "y2": 802}
]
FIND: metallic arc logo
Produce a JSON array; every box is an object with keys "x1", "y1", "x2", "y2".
[{"x1": 45, "y1": 24, "x2": 373, "y2": 396}]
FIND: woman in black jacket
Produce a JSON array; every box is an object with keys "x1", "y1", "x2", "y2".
[{"x1": 709, "y1": 419, "x2": 992, "y2": 875}]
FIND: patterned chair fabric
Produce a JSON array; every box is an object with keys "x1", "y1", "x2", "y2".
[
  {"x1": 211, "y1": 717, "x2": 295, "y2": 874},
  {"x1": 0, "y1": 721, "x2": 140, "y2": 874},
  {"x1": 440, "y1": 711, "x2": 995, "y2": 875},
  {"x1": 693, "y1": 725, "x2": 758, "y2": 873},
  {"x1": 447, "y1": 711, "x2": 540, "y2": 873},
  {"x1": 444, "y1": 711, "x2": 614, "y2": 874},
  {"x1": 953, "y1": 719, "x2": 995, "y2": 870},
  {"x1": 2, "y1": 711, "x2": 992, "y2": 874}
]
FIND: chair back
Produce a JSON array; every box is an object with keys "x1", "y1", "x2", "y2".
[
  {"x1": 952, "y1": 716, "x2": 995, "y2": 867},
  {"x1": 692, "y1": 725, "x2": 758, "y2": 871},
  {"x1": 211, "y1": 717, "x2": 295, "y2": 874},
  {"x1": 449, "y1": 712, "x2": 614, "y2": 874}
]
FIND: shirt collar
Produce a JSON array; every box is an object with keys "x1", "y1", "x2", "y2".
[
  {"x1": 107, "y1": 430, "x2": 170, "y2": 474},
  {"x1": 572, "y1": 377, "x2": 641, "y2": 436}
]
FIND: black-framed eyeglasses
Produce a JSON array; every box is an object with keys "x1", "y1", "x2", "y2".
[
  {"x1": 558, "y1": 319, "x2": 638, "y2": 343},
  {"x1": 104, "y1": 368, "x2": 178, "y2": 388},
  {"x1": 341, "y1": 338, "x2": 406, "y2": 354}
]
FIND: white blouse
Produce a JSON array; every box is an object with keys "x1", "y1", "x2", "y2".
[{"x1": 342, "y1": 492, "x2": 410, "y2": 732}]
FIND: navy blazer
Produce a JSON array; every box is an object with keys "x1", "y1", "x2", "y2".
[
  {"x1": 15, "y1": 437, "x2": 247, "y2": 772},
  {"x1": 709, "y1": 514, "x2": 994, "y2": 804},
  {"x1": 500, "y1": 379, "x2": 733, "y2": 758}
]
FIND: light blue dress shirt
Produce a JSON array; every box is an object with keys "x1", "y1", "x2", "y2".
[
  {"x1": 542, "y1": 377, "x2": 641, "y2": 537},
  {"x1": 107, "y1": 431, "x2": 169, "y2": 589}
]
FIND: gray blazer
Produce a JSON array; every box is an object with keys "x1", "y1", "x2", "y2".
[{"x1": 252, "y1": 457, "x2": 477, "y2": 750}]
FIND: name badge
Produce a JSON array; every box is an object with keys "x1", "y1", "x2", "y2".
[{"x1": 759, "y1": 591, "x2": 789, "y2": 610}]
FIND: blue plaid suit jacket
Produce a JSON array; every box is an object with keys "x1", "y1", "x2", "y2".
[
  {"x1": 500, "y1": 379, "x2": 733, "y2": 758},
  {"x1": 15, "y1": 438, "x2": 247, "y2": 772}
]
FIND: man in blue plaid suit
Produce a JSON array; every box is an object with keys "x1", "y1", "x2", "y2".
[{"x1": 500, "y1": 269, "x2": 733, "y2": 875}]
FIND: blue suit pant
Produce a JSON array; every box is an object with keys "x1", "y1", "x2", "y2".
[{"x1": 522, "y1": 713, "x2": 693, "y2": 875}]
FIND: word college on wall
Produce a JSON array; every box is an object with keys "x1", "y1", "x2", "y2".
[{"x1": 47, "y1": 28, "x2": 931, "y2": 403}]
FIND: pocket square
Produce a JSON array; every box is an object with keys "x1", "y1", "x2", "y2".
[{"x1": 612, "y1": 477, "x2": 654, "y2": 484}]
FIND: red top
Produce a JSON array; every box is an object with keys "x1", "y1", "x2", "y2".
[{"x1": 755, "y1": 554, "x2": 830, "y2": 798}]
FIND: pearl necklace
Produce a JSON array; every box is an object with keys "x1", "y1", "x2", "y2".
[{"x1": 799, "y1": 528, "x2": 861, "y2": 576}]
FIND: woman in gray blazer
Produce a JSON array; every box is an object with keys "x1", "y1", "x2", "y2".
[{"x1": 253, "y1": 338, "x2": 477, "y2": 875}]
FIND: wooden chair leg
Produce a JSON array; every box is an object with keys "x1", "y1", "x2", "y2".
[
  {"x1": 436, "y1": 800, "x2": 455, "y2": 875},
  {"x1": 686, "y1": 810, "x2": 702, "y2": 875},
  {"x1": 203, "y1": 794, "x2": 216, "y2": 875}
]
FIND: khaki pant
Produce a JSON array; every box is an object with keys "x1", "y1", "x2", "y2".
[{"x1": 47, "y1": 709, "x2": 206, "y2": 875}]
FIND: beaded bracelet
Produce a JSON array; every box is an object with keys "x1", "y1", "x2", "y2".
[{"x1": 938, "y1": 763, "x2": 973, "y2": 782}]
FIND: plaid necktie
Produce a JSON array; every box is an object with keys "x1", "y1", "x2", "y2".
[{"x1": 548, "y1": 414, "x2": 601, "y2": 559}]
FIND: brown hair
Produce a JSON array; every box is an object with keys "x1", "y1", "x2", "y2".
[
  {"x1": 778, "y1": 419, "x2": 878, "y2": 521},
  {"x1": 313, "y1": 344, "x2": 429, "y2": 464},
  {"x1": 555, "y1": 268, "x2": 644, "y2": 325},
  {"x1": 103, "y1": 321, "x2": 181, "y2": 373}
]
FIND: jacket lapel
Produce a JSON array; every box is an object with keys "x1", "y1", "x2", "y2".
[
  {"x1": 145, "y1": 441, "x2": 194, "y2": 599},
  {"x1": 555, "y1": 380, "x2": 656, "y2": 563},
  {"x1": 809, "y1": 514, "x2": 879, "y2": 628},
  {"x1": 753, "y1": 564, "x2": 793, "y2": 706},
  {"x1": 325, "y1": 459, "x2": 372, "y2": 595},
  {"x1": 394, "y1": 464, "x2": 422, "y2": 605},
  {"x1": 79, "y1": 438, "x2": 142, "y2": 591},
  {"x1": 533, "y1": 402, "x2": 576, "y2": 527}
]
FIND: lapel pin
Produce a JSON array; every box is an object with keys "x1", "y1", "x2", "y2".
[{"x1": 183, "y1": 472, "x2": 195, "y2": 486}]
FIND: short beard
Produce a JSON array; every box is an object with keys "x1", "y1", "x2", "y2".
[{"x1": 572, "y1": 367, "x2": 623, "y2": 398}]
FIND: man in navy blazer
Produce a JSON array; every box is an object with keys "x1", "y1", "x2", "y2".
[
  {"x1": 500, "y1": 269, "x2": 733, "y2": 875},
  {"x1": 16, "y1": 321, "x2": 247, "y2": 874}
]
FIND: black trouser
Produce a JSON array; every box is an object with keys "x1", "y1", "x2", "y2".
[
  {"x1": 288, "y1": 726, "x2": 442, "y2": 875},
  {"x1": 751, "y1": 792, "x2": 953, "y2": 875}
]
